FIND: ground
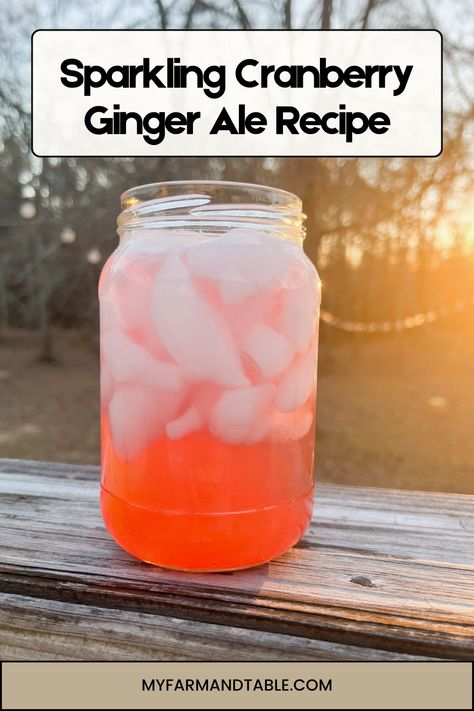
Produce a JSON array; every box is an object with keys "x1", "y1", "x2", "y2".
[{"x1": 0, "y1": 324, "x2": 472, "y2": 494}]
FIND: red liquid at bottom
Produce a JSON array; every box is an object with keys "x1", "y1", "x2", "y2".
[{"x1": 101, "y1": 415, "x2": 315, "y2": 571}]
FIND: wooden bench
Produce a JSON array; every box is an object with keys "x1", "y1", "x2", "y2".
[{"x1": 0, "y1": 458, "x2": 473, "y2": 661}]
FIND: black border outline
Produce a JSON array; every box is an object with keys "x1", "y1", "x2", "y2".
[
  {"x1": 1, "y1": 661, "x2": 472, "y2": 711},
  {"x1": 30, "y1": 29, "x2": 443, "y2": 159}
]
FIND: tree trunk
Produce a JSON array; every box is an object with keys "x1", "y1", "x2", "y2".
[
  {"x1": 35, "y1": 233, "x2": 56, "y2": 363},
  {"x1": 38, "y1": 293, "x2": 55, "y2": 363},
  {"x1": 321, "y1": 0, "x2": 332, "y2": 29}
]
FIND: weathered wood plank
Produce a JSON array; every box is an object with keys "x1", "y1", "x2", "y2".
[
  {"x1": 1, "y1": 593, "x2": 436, "y2": 661},
  {"x1": 0, "y1": 459, "x2": 473, "y2": 660}
]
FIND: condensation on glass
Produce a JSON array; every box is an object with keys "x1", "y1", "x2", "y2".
[{"x1": 99, "y1": 180, "x2": 321, "y2": 571}]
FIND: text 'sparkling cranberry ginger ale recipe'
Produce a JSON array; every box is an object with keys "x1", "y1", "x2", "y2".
[{"x1": 99, "y1": 181, "x2": 321, "y2": 571}]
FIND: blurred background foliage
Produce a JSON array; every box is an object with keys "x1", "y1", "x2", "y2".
[{"x1": 0, "y1": 0, "x2": 473, "y2": 493}]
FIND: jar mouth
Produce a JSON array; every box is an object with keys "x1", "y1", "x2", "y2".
[{"x1": 118, "y1": 180, "x2": 306, "y2": 243}]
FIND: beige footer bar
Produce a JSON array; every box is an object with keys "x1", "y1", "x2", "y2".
[{"x1": 2, "y1": 661, "x2": 472, "y2": 710}]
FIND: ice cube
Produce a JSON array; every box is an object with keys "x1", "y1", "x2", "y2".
[
  {"x1": 100, "y1": 364, "x2": 114, "y2": 405},
  {"x1": 100, "y1": 253, "x2": 171, "y2": 363},
  {"x1": 126, "y1": 229, "x2": 213, "y2": 255},
  {"x1": 187, "y1": 242, "x2": 256, "y2": 304},
  {"x1": 101, "y1": 253, "x2": 161, "y2": 335},
  {"x1": 268, "y1": 409, "x2": 314, "y2": 441},
  {"x1": 151, "y1": 252, "x2": 249, "y2": 388},
  {"x1": 101, "y1": 331, "x2": 184, "y2": 392},
  {"x1": 278, "y1": 279, "x2": 320, "y2": 353},
  {"x1": 188, "y1": 383, "x2": 222, "y2": 423},
  {"x1": 187, "y1": 229, "x2": 264, "y2": 279},
  {"x1": 275, "y1": 347, "x2": 317, "y2": 412},
  {"x1": 246, "y1": 416, "x2": 270, "y2": 444},
  {"x1": 242, "y1": 323, "x2": 294, "y2": 378},
  {"x1": 225, "y1": 228, "x2": 265, "y2": 245},
  {"x1": 124, "y1": 231, "x2": 185, "y2": 256},
  {"x1": 209, "y1": 384, "x2": 275, "y2": 444},
  {"x1": 245, "y1": 406, "x2": 314, "y2": 444},
  {"x1": 100, "y1": 298, "x2": 119, "y2": 335},
  {"x1": 224, "y1": 290, "x2": 275, "y2": 344},
  {"x1": 218, "y1": 268, "x2": 259, "y2": 305},
  {"x1": 186, "y1": 237, "x2": 228, "y2": 280},
  {"x1": 186, "y1": 231, "x2": 294, "y2": 304},
  {"x1": 166, "y1": 406, "x2": 203, "y2": 440},
  {"x1": 109, "y1": 383, "x2": 183, "y2": 460},
  {"x1": 228, "y1": 240, "x2": 293, "y2": 290}
]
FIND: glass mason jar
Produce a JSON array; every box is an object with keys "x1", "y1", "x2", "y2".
[{"x1": 99, "y1": 180, "x2": 321, "y2": 571}]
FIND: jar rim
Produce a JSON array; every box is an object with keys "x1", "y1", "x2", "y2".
[
  {"x1": 118, "y1": 179, "x2": 305, "y2": 243},
  {"x1": 121, "y1": 179, "x2": 302, "y2": 211}
]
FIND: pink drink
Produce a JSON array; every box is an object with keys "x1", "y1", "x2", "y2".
[{"x1": 100, "y1": 182, "x2": 320, "y2": 570}]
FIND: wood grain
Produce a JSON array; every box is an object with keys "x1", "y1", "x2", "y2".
[
  {"x1": 0, "y1": 459, "x2": 473, "y2": 660},
  {"x1": 1, "y1": 593, "x2": 436, "y2": 661}
]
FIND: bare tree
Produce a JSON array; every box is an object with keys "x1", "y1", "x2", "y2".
[{"x1": 0, "y1": 0, "x2": 472, "y2": 361}]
